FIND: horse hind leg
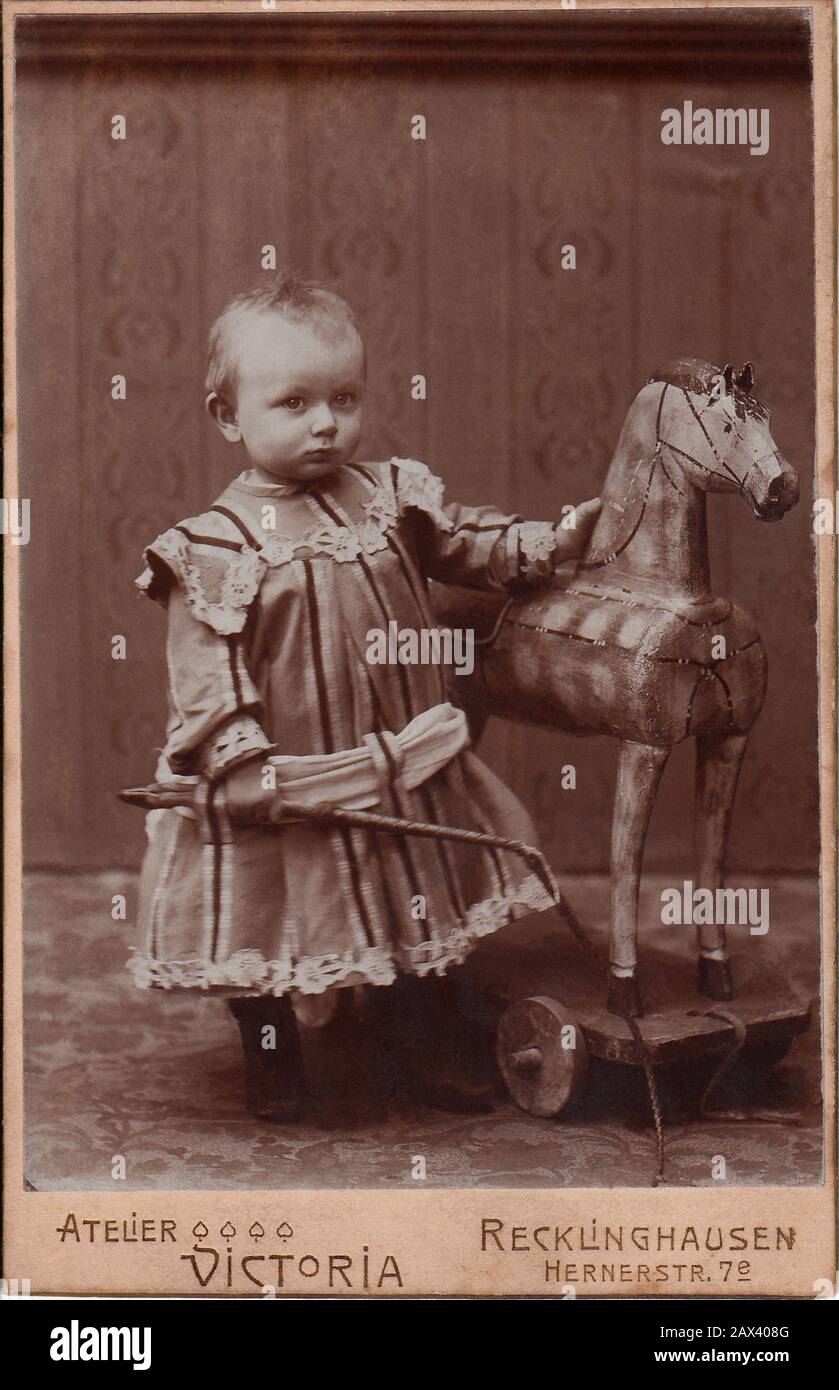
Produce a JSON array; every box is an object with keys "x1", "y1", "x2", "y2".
[
  {"x1": 607, "y1": 740, "x2": 671, "y2": 1018},
  {"x1": 693, "y1": 730, "x2": 749, "y2": 1000}
]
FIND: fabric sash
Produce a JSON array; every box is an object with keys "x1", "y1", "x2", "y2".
[
  {"x1": 266, "y1": 701, "x2": 469, "y2": 811},
  {"x1": 149, "y1": 701, "x2": 470, "y2": 832}
]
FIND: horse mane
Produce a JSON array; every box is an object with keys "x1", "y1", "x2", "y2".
[
  {"x1": 647, "y1": 357, "x2": 721, "y2": 394},
  {"x1": 650, "y1": 356, "x2": 767, "y2": 425}
]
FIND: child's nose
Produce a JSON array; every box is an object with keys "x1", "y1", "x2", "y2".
[{"x1": 311, "y1": 405, "x2": 338, "y2": 436}]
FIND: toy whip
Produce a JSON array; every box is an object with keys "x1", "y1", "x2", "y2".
[{"x1": 118, "y1": 780, "x2": 565, "y2": 910}]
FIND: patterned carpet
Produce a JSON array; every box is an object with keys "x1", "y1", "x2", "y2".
[{"x1": 23, "y1": 872, "x2": 822, "y2": 1191}]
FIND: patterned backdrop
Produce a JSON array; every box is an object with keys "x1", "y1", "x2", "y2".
[{"x1": 15, "y1": 11, "x2": 818, "y2": 875}]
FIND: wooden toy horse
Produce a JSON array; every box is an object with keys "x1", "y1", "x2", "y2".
[{"x1": 434, "y1": 359, "x2": 799, "y2": 1017}]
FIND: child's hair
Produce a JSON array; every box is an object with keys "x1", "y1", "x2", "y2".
[{"x1": 206, "y1": 272, "x2": 362, "y2": 404}]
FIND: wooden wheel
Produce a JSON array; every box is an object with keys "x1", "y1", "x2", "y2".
[{"x1": 496, "y1": 996, "x2": 589, "y2": 1117}]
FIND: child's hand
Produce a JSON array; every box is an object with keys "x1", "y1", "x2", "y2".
[
  {"x1": 217, "y1": 757, "x2": 284, "y2": 824},
  {"x1": 553, "y1": 497, "x2": 602, "y2": 565}
]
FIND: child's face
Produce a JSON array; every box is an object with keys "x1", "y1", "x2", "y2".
[{"x1": 210, "y1": 311, "x2": 365, "y2": 483}]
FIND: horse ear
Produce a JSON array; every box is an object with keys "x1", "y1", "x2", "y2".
[
  {"x1": 735, "y1": 361, "x2": 755, "y2": 392},
  {"x1": 722, "y1": 363, "x2": 734, "y2": 394}
]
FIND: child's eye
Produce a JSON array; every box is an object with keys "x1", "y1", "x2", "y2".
[
  {"x1": 282, "y1": 397, "x2": 305, "y2": 411},
  {"x1": 334, "y1": 392, "x2": 356, "y2": 407}
]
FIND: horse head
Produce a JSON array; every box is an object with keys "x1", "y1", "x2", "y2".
[
  {"x1": 649, "y1": 358, "x2": 799, "y2": 521},
  {"x1": 579, "y1": 357, "x2": 799, "y2": 604}
]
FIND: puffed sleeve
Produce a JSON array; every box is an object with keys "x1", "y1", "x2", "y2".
[
  {"x1": 136, "y1": 526, "x2": 274, "y2": 779},
  {"x1": 389, "y1": 458, "x2": 563, "y2": 591}
]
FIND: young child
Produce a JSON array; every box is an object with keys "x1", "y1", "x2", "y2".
[{"x1": 130, "y1": 274, "x2": 600, "y2": 1122}]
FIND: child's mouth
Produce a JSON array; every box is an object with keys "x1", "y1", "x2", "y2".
[{"x1": 304, "y1": 448, "x2": 337, "y2": 461}]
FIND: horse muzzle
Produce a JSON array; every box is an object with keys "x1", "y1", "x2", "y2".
[{"x1": 747, "y1": 455, "x2": 799, "y2": 521}]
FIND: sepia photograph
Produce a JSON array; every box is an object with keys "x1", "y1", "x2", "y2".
[{"x1": 4, "y1": 0, "x2": 836, "y2": 1301}]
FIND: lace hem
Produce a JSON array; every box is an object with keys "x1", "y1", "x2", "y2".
[{"x1": 126, "y1": 872, "x2": 554, "y2": 995}]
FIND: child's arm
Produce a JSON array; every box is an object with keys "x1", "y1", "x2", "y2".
[
  {"x1": 137, "y1": 525, "x2": 273, "y2": 783},
  {"x1": 151, "y1": 582, "x2": 287, "y2": 822},
  {"x1": 391, "y1": 458, "x2": 600, "y2": 591},
  {"x1": 159, "y1": 587, "x2": 274, "y2": 781}
]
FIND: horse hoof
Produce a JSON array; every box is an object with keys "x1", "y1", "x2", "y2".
[
  {"x1": 698, "y1": 956, "x2": 734, "y2": 1000},
  {"x1": 607, "y1": 974, "x2": 644, "y2": 1019}
]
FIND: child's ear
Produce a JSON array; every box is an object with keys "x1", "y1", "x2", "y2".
[{"x1": 206, "y1": 392, "x2": 242, "y2": 443}]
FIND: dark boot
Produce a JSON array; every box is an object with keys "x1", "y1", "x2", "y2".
[
  {"x1": 297, "y1": 988, "x2": 391, "y2": 1128},
  {"x1": 228, "y1": 996, "x2": 305, "y2": 1123},
  {"x1": 367, "y1": 970, "x2": 495, "y2": 1114}
]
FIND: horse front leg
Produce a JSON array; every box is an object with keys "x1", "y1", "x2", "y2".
[
  {"x1": 607, "y1": 741, "x2": 671, "y2": 1018},
  {"x1": 694, "y1": 729, "x2": 749, "y2": 1000}
]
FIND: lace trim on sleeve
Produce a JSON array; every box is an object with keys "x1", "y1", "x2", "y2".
[
  {"x1": 198, "y1": 716, "x2": 274, "y2": 780},
  {"x1": 517, "y1": 520, "x2": 559, "y2": 580},
  {"x1": 389, "y1": 457, "x2": 455, "y2": 533},
  {"x1": 135, "y1": 528, "x2": 266, "y2": 636}
]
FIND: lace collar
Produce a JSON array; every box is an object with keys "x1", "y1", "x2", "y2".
[{"x1": 224, "y1": 458, "x2": 454, "y2": 569}]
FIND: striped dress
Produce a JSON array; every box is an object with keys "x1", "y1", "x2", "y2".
[{"x1": 129, "y1": 457, "x2": 563, "y2": 997}]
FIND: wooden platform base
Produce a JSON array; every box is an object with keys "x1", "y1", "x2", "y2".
[{"x1": 464, "y1": 914, "x2": 812, "y2": 1068}]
